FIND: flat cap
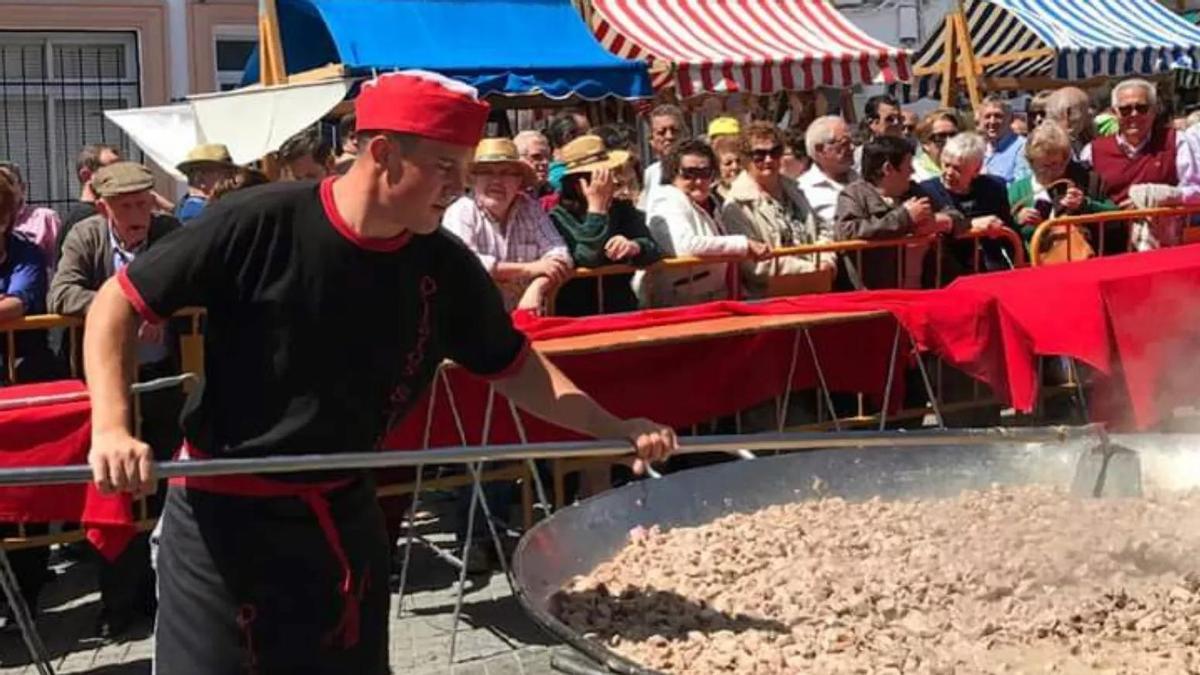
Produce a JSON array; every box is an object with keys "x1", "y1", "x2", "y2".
[{"x1": 92, "y1": 162, "x2": 155, "y2": 198}]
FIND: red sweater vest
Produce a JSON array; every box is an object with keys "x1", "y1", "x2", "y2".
[{"x1": 1091, "y1": 127, "x2": 1178, "y2": 204}]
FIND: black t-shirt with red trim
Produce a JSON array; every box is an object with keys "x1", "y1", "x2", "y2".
[{"x1": 118, "y1": 178, "x2": 528, "y2": 467}]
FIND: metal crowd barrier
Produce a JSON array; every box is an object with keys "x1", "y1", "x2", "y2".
[
  {"x1": 1029, "y1": 205, "x2": 1200, "y2": 266},
  {"x1": 547, "y1": 228, "x2": 1026, "y2": 315}
]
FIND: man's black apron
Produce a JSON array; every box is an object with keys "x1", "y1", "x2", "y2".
[{"x1": 155, "y1": 444, "x2": 390, "y2": 674}]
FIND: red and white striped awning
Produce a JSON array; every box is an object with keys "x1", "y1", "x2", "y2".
[{"x1": 588, "y1": 0, "x2": 910, "y2": 98}]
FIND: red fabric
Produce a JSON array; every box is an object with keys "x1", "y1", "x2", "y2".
[
  {"x1": 0, "y1": 380, "x2": 135, "y2": 560},
  {"x1": 383, "y1": 290, "x2": 1030, "y2": 449},
  {"x1": 171, "y1": 442, "x2": 362, "y2": 648},
  {"x1": 354, "y1": 72, "x2": 489, "y2": 147},
  {"x1": 951, "y1": 245, "x2": 1200, "y2": 428},
  {"x1": 1090, "y1": 128, "x2": 1178, "y2": 204},
  {"x1": 320, "y1": 178, "x2": 412, "y2": 252},
  {"x1": 117, "y1": 267, "x2": 162, "y2": 324}
]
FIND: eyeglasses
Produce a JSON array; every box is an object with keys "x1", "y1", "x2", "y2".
[
  {"x1": 750, "y1": 145, "x2": 785, "y2": 163},
  {"x1": 679, "y1": 166, "x2": 714, "y2": 180},
  {"x1": 876, "y1": 114, "x2": 902, "y2": 125},
  {"x1": 930, "y1": 131, "x2": 956, "y2": 145},
  {"x1": 1117, "y1": 103, "x2": 1151, "y2": 117}
]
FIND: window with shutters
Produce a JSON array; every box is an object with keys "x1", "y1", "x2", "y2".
[
  {"x1": 0, "y1": 32, "x2": 140, "y2": 210},
  {"x1": 214, "y1": 26, "x2": 256, "y2": 92}
]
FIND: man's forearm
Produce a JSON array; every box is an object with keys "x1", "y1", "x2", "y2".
[
  {"x1": 493, "y1": 262, "x2": 533, "y2": 281},
  {"x1": 83, "y1": 279, "x2": 139, "y2": 437},
  {"x1": 492, "y1": 349, "x2": 625, "y2": 439},
  {"x1": 0, "y1": 295, "x2": 25, "y2": 323}
]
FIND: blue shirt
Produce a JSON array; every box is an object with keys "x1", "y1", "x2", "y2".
[
  {"x1": 175, "y1": 194, "x2": 208, "y2": 224},
  {"x1": 983, "y1": 133, "x2": 1031, "y2": 186},
  {"x1": 0, "y1": 234, "x2": 47, "y2": 315}
]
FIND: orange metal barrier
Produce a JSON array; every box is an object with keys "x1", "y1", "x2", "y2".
[
  {"x1": 547, "y1": 228, "x2": 1025, "y2": 315},
  {"x1": 0, "y1": 308, "x2": 206, "y2": 385},
  {"x1": 1029, "y1": 206, "x2": 1200, "y2": 266}
]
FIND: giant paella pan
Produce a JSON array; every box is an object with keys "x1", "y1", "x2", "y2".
[{"x1": 513, "y1": 431, "x2": 1200, "y2": 674}]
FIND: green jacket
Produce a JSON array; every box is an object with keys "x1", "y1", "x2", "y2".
[
  {"x1": 549, "y1": 200, "x2": 661, "y2": 268},
  {"x1": 549, "y1": 199, "x2": 662, "y2": 315},
  {"x1": 1007, "y1": 163, "x2": 1116, "y2": 244}
]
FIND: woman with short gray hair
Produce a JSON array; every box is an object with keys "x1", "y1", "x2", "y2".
[
  {"x1": 920, "y1": 131, "x2": 1019, "y2": 274},
  {"x1": 939, "y1": 132, "x2": 987, "y2": 170}
]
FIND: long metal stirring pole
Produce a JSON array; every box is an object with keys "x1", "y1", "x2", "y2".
[{"x1": 0, "y1": 426, "x2": 1103, "y2": 488}]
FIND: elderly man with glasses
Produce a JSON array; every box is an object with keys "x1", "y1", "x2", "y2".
[
  {"x1": 1081, "y1": 78, "x2": 1200, "y2": 249},
  {"x1": 799, "y1": 115, "x2": 858, "y2": 228}
]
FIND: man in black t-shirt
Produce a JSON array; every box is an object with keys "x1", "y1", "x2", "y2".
[{"x1": 80, "y1": 71, "x2": 676, "y2": 674}]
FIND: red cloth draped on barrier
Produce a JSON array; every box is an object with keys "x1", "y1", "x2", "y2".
[
  {"x1": 0, "y1": 381, "x2": 134, "y2": 559},
  {"x1": 950, "y1": 245, "x2": 1200, "y2": 428},
  {"x1": 382, "y1": 289, "x2": 1032, "y2": 449}
]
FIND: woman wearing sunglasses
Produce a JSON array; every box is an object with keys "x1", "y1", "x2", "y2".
[
  {"x1": 720, "y1": 121, "x2": 834, "y2": 299},
  {"x1": 912, "y1": 109, "x2": 962, "y2": 183},
  {"x1": 640, "y1": 139, "x2": 770, "y2": 308}
]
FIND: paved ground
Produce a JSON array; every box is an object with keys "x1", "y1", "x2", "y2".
[{"x1": 0, "y1": 494, "x2": 568, "y2": 675}]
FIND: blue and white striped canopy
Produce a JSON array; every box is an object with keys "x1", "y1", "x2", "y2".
[{"x1": 911, "y1": 0, "x2": 1200, "y2": 96}]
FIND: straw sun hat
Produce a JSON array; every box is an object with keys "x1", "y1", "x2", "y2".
[
  {"x1": 469, "y1": 138, "x2": 536, "y2": 186},
  {"x1": 560, "y1": 135, "x2": 631, "y2": 176},
  {"x1": 176, "y1": 143, "x2": 237, "y2": 175}
]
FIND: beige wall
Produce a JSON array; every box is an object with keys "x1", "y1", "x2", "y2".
[
  {"x1": 188, "y1": 0, "x2": 256, "y2": 94},
  {"x1": 0, "y1": 0, "x2": 258, "y2": 99},
  {"x1": 0, "y1": 0, "x2": 170, "y2": 106}
]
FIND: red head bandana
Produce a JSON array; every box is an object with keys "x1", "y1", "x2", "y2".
[{"x1": 354, "y1": 70, "x2": 490, "y2": 148}]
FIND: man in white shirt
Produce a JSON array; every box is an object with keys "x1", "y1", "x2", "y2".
[
  {"x1": 799, "y1": 115, "x2": 858, "y2": 227},
  {"x1": 638, "y1": 105, "x2": 688, "y2": 211}
]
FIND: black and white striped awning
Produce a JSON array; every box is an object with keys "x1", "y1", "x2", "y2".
[{"x1": 909, "y1": 0, "x2": 1200, "y2": 98}]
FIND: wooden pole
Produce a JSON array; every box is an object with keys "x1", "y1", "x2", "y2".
[
  {"x1": 939, "y1": 17, "x2": 957, "y2": 107},
  {"x1": 258, "y1": 0, "x2": 286, "y2": 179},
  {"x1": 952, "y1": 1, "x2": 983, "y2": 111},
  {"x1": 258, "y1": 0, "x2": 287, "y2": 86}
]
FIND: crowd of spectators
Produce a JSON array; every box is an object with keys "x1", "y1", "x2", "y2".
[{"x1": 423, "y1": 79, "x2": 1200, "y2": 316}]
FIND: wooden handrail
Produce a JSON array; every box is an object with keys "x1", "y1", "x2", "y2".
[
  {"x1": 547, "y1": 228, "x2": 1024, "y2": 313},
  {"x1": 0, "y1": 307, "x2": 205, "y2": 334},
  {"x1": 566, "y1": 228, "x2": 1023, "y2": 280},
  {"x1": 1029, "y1": 205, "x2": 1200, "y2": 266}
]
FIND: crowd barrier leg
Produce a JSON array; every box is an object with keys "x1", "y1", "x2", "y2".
[
  {"x1": 506, "y1": 399, "x2": 551, "y2": 522},
  {"x1": 1068, "y1": 359, "x2": 1091, "y2": 422},
  {"x1": 0, "y1": 540, "x2": 53, "y2": 674},
  {"x1": 395, "y1": 363, "x2": 448, "y2": 618},
  {"x1": 877, "y1": 324, "x2": 904, "y2": 431},
  {"x1": 803, "y1": 328, "x2": 842, "y2": 432},
  {"x1": 911, "y1": 336, "x2": 947, "y2": 429},
  {"x1": 438, "y1": 375, "x2": 531, "y2": 663},
  {"x1": 774, "y1": 331, "x2": 802, "y2": 434}
]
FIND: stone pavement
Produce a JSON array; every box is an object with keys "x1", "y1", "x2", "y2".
[{"x1": 0, "y1": 499, "x2": 572, "y2": 675}]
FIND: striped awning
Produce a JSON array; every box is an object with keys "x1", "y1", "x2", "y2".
[
  {"x1": 588, "y1": 0, "x2": 910, "y2": 98},
  {"x1": 911, "y1": 0, "x2": 1200, "y2": 97}
]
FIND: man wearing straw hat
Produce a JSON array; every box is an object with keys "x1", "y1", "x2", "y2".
[
  {"x1": 81, "y1": 70, "x2": 676, "y2": 673},
  {"x1": 174, "y1": 143, "x2": 239, "y2": 224},
  {"x1": 443, "y1": 136, "x2": 574, "y2": 314}
]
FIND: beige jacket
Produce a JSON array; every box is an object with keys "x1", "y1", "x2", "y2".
[
  {"x1": 719, "y1": 171, "x2": 835, "y2": 298},
  {"x1": 49, "y1": 213, "x2": 180, "y2": 317}
]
